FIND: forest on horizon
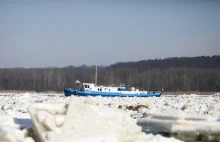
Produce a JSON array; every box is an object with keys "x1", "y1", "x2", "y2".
[{"x1": 0, "y1": 55, "x2": 220, "y2": 92}]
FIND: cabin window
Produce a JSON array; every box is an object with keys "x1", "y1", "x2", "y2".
[
  {"x1": 84, "y1": 85, "x2": 90, "y2": 88},
  {"x1": 100, "y1": 88, "x2": 102, "y2": 91},
  {"x1": 98, "y1": 88, "x2": 100, "y2": 91},
  {"x1": 109, "y1": 89, "x2": 110, "y2": 91}
]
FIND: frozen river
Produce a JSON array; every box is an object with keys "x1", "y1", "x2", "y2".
[
  {"x1": 0, "y1": 92, "x2": 220, "y2": 142},
  {"x1": 1, "y1": 92, "x2": 220, "y2": 119}
]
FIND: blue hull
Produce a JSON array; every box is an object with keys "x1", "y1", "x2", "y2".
[{"x1": 64, "y1": 88, "x2": 162, "y2": 97}]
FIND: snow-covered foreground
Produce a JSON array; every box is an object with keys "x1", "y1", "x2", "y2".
[{"x1": 0, "y1": 92, "x2": 220, "y2": 142}]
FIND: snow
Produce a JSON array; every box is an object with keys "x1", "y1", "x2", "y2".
[{"x1": 0, "y1": 92, "x2": 220, "y2": 142}]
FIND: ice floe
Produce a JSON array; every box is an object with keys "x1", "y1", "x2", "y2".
[
  {"x1": 137, "y1": 110, "x2": 220, "y2": 142},
  {"x1": 28, "y1": 96, "x2": 182, "y2": 142}
]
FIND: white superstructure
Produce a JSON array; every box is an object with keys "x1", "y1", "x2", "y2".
[{"x1": 81, "y1": 83, "x2": 147, "y2": 94}]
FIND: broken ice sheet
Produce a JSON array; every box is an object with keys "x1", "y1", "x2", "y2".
[
  {"x1": 137, "y1": 110, "x2": 220, "y2": 142},
  {"x1": 28, "y1": 96, "x2": 182, "y2": 142}
]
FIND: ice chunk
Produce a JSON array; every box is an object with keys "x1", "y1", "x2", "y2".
[
  {"x1": 20, "y1": 92, "x2": 30, "y2": 99},
  {"x1": 28, "y1": 96, "x2": 182, "y2": 142},
  {"x1": 28, "y1": 103, "x2": 66, "y2": 142},
  {"x1": 54, "y1": 115, "x2": 64, "y2": 127},
  {"x1": 137, "y1": 110, "x2": 220, "y2": 142},
  {"x1": 0, "y1": 114, "x2": 25, "y2": 142}
]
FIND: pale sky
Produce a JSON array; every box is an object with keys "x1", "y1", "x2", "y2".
[{"x1": 0, "y1": 0, "x2": 220, "y2": 67}]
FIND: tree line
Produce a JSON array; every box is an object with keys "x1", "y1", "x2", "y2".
[{"x1": 0, "y1": 55, "x2": 220, "y2": 91}]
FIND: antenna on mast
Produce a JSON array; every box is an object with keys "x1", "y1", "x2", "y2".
[{"x1": 95, "y1": 65, "x2": 98, "y2": 86}]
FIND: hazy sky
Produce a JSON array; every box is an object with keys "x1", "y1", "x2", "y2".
[{"x1": 0, "y1": 0, "x2": 220, "y2": 68}]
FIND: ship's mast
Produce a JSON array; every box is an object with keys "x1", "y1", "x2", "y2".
[{"x1": 95, "y1": 65, "x2": 98, "y2": 86}]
